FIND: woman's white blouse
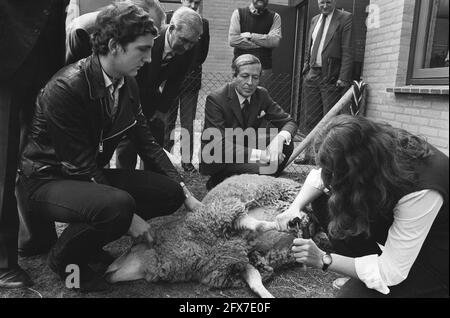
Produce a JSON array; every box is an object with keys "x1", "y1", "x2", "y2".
[{"x1": 304, "y1": 168, "x2": 444, "y2": 294}]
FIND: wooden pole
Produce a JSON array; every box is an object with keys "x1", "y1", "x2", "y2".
[{"x1": 286, "y1": 86, "x2": 355, "y2": 167}]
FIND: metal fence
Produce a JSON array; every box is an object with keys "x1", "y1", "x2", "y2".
[{"x1": 161, "y1": 71, "x2": 358, "y2": 176}]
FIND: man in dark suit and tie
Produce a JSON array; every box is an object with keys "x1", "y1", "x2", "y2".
[
  {"x1": 200, "y1": 54, "x2": 297, "y2": 190},
  {"x1": 116, "y1": 6, "x2": 203, "y2": 169},
  {"x1": 297, "y1": 0, "x2": 353, "y2": 164}
]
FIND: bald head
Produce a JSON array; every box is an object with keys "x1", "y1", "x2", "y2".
[{"x1": 168, "y1": 7, "x2": 203, "y2": 54}]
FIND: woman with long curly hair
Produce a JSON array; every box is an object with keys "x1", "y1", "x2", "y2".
[{"x1": 276, "y1": 115, "x2": 448, "y2": 297}]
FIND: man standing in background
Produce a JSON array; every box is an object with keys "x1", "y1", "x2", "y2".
[
  {"x1": 228, "y1": 0, "x2": 281, "y2": 88},
  {"x1": 116, "y1": 6, "x2": 203, "y2": 169},
  {"x1": 0, "y1": 0, "x2": 68, "y2": 288},
  {"x1": 164, "y1": 0, "x2": 210, "y2": 173},
  {"x1": 296, "y1": 0, "x2": 353, "y2": 165}
]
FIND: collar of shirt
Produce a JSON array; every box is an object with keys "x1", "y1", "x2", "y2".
[
  {"x1": 163, "y1": 28, "x2": 174, "y2": 61},
  {"x1": 101, "y1": 68, "x2": 124, "y2": 95},
  {"x1": 235, "y1": 89, "x2": 251, "y2": 108},
  {"x1": 319, "y1": 8, "x2": 335, "y2": 24}
]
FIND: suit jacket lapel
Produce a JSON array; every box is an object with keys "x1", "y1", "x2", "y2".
[
  {"x1": 322, "y1": 10, "x2": 340, "y2": 52},
  {"x1": 227, "y1": 83, "x2": 245, "y2": 127}
]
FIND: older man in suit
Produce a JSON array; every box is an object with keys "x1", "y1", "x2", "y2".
[
  {"x1": 116, "y1": 6, "x2": 203, "y2": 169},
  {"x1": 297, "y1": 0, "x2": 353, "y2": 165},
  {"x1": 65, "y1": 0, "x2": 167, "y2": 65},
  {"x1": 200, "y1": 54, "x2": 297, "y2": 190},
  {"x1": 164, "y1": 0, "x2": 210, "y2": 173}
]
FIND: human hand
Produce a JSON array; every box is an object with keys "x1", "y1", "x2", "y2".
[
  {"x1": 291, "y1": 238, "x2": 325, "y2": 269},
  {"x1": 275, "y1": 206, "x2": 302, "y2": 232},
  {"x1": 266, "y1": 135, "x2": 286, "y2": 163},
  {"x1": 241, "y1": 32, "x2": 252, "y2": 39},
  {"x1": 184, "y1": 195, "x2": 203, "y2": 212},
  {"x1": 336, "y1": 79, "x2": 350, "y2": 88},
  {"x1": 128, "y1": 214, "x2": 154, "y2": 247},
  {"x1": 259, "y1": 150, "x2": 271, "y2": 165}
]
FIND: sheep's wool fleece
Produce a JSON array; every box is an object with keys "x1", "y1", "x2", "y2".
[{"x1": 139, "y1": 175, "x2": 315, "y2": 288}]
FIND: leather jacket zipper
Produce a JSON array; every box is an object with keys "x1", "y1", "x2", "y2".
[{"x1": 98, "y1": 120, "x2": 137, "y2": 153}]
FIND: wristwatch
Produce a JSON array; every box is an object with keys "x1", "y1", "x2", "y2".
[{"x1": 321, "y1": 253, "x2": 333, "y2": 271}]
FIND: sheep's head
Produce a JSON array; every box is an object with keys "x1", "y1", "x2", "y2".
[{"x1": 105, "y1": 244, "x2": 159, "y2": 283}]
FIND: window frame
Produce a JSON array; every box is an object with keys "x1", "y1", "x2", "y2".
[{"x1": 407, "y1": 0, "x2": 449, "y2": 85}]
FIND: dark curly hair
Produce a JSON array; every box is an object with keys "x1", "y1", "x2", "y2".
[
  {"x1": 313, "y1": 115, "x2": 433, "y2": 240},
  {"x1": 91, "y1": 1, "x2": 158, "y2": 56}
]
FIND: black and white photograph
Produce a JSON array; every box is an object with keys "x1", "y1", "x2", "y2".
[{"x1": 0, "y1": 0, "x2": 448, "y2": 302}]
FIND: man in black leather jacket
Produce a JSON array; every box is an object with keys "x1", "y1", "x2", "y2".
[{"x1": 18, "y1": 2, "x2": 201, "y2": 292}]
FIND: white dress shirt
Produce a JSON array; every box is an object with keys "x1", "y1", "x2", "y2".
[
  {"x1": 304, "y1": 168, "x2": 444, "y2": 294},
  {"x1": 310, "y1": 10, "x2": 335, "y2": 67},
  {"x1": 234, "y1": 89, "x2": 291, "y2": 162},
  {"x1": 101, "y1": 69, "x2": 124, "y2": 118}
]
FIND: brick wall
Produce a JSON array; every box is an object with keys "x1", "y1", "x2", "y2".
[{"x1": 363, "y1": 0, "x2": 449, "y2": 155}]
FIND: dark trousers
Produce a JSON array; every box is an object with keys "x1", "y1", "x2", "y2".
[
  {"x1": 20, "y1": 169, "x2": 185, "y2": 270},
  {"x1": 205, "y1": 141, "x2": 294, "y2": 190},
  {"x1": 302, "y1": 68, "x2": 344, "y2": 133},
  {"x1": 0, "y1": 84, "x2": 21, "y2": 269},
  {"x1": 312, "y1": 194, "x2": 449, "y2": 298},
  {"x1": 116, "y1": 118, "x2": 166, "y2": 169},
  {"x1": 164, "y1": 89, "x2": 199, "y2": 163}
]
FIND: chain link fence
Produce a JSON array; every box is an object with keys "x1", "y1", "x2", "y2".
[{"x1": 161, "y1": 71, "x2": 359, "y2": 177}]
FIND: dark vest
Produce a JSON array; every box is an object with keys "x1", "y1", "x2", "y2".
[
  {"x1": 234, "y1": 7, "x2": 275, "y2": 69},
  {"x1": 371, "y1": 146, "x2": 449, "y2": 290},
  {"x1": 409, "y1": 146, "x2": 449, "y2": 289}
]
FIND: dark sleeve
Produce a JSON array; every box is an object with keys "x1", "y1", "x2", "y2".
[
  {"x1": 157, "y1": 52, "x2": 195, "y2": 113},
  {"x1": 195, "y1": 19, "x2": 210, "y2": 67},
  {"x1": 42, "y1": 79, "x2": 108, "y2": 184},
  {"x1": 261, "y1": 89, "x2": 298, "y2": 137},
  {"x1": 302, "y1": 19, "x2": 315, "y2": 75},
  {"x1": 338, "y1": 13, "x2": 354, "y2": 82},
  {"x1": 203, "y1": 95, "x2": 251, "y2": 160},
  {"x1": 129, "y1": 103, "x2": 183, "y2": 184},
  {"x1": 65, "y1": 28, "x2": 92, "y2": 65}
]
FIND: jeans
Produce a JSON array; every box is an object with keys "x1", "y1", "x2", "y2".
[{"x1": 20, "y1": 169, "x2": 185, "y2": 271}]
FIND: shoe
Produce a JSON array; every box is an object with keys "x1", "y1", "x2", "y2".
[
  {"x1": 206, "y1": 177, "x2": 215, "y2": 191},
  {"x1": 182, "y1": 162, "x2": 197, "y2": 173},
  {"x1": 47, "y1": 248, "x2": 110, "y2": 292},
  {"x1": 78, "y1": 266, "x2": 110, "y2": 293},
  {"x1": 332, "y1": 277, "x2": 351, "y2": 290},
  {"x1": 293, "y1": 157, "x2": 316, "y2": 165},
  {"x1": 89, "y1": 249, "x2": 115, "y2": 273},
  {"x1": 18, "y1": 245, "x2": 53, "y2": 257},
  {"x1": 0, "y1": 266, "x2": 34, "y2": 289}
]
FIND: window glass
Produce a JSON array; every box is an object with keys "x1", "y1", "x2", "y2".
[{"x1": 424, "y1": 0, "x2": 449, "y2": 69}]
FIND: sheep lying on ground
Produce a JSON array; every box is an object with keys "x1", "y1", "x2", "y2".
[{"x1": 106, "y1": 174, "x2": 329, "y2": 297}]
